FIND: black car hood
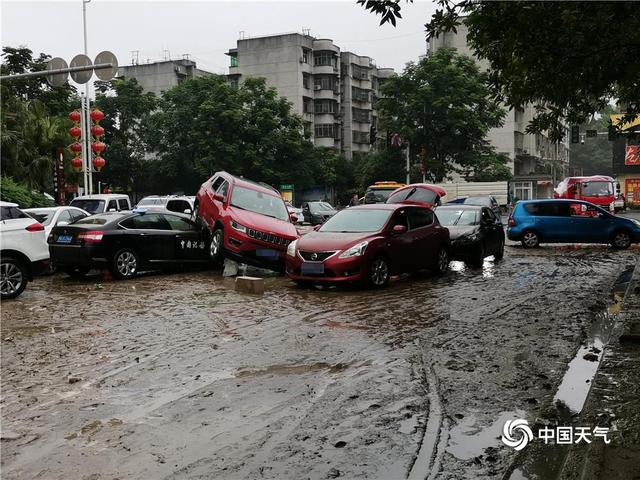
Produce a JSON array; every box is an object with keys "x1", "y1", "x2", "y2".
[{"x1": 448, "y1": 225, "x2": 479, "y2": 240}]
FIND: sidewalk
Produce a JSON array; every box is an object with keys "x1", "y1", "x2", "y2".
[{"x1": 560, "y1": 260, "x2": 640, "y2": 479}]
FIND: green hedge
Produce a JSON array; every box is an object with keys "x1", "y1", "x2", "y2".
[{"x1": 0, "y1": 177, "x2": 54, "y2": 208}]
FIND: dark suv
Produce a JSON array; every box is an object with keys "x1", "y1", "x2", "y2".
[{"x1": 194, "y1": 172, "x2": 299, "y2": 271}]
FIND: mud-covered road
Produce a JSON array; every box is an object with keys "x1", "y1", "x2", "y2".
[{"x1": 1, "y1": 244, "x2": 638, "y2": 479}]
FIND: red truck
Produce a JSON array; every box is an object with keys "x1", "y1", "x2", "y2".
[{"x1": 554, "y1": 175, "x2": 617, "y2": 213}]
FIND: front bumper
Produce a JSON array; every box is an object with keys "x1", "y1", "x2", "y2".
[
  {"x1": 450, "y1": 239, "x2": 481, "y2": 260},
  {"x1": 285, "y1": 253, "x2": 365, "y2": 283},
  {"x1": 223, "y1": 229, "x2": 291, "y2": 272}
]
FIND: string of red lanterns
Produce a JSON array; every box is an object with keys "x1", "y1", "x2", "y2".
[
  {"x1": 67, "y1": 108, "x2": 107, "y2": 173},
  {"x1": 68, "y1": 110, "x2": 83, "y2": 172}
]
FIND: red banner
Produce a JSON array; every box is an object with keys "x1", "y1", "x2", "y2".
[{"x1": 625, "y1": 145, "x2": 639, "y2": 165}]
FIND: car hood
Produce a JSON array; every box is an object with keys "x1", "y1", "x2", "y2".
[
  {"x1": 448, "y1": 225, "x2": 479, "y2": 241},
  {"x1": 230, "y1": 207, "x2": 298, "y2": 239},
  {"x1": 297, "y1": 231, "x2": 374, "y2": 251}
]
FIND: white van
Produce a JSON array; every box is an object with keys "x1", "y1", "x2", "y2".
[{"x1": 69, "y1": 194, "x2": 132, "y2": 215}]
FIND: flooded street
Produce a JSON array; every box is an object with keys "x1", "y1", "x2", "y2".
[{"x1": 1, "y1": 244, "x2": 638, "y2": 479}]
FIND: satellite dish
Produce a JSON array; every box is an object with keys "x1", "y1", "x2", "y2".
[
  {"x1": 94, "y1": 51, "x2": 119, "y2": 80},
  {"x1": 70, "y1": 54, "x2": 92, "y2": 84},
  {"x1": 46, "y1": 57, "x2": 68, "y2": 87}
]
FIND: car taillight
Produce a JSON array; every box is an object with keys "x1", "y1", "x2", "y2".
[
  {"x1": 25, "y1": 223, "x2": 45, "y2": 232},
  {"x1": 508, "y1": 216, "x2": 516, "y2": 227},
  {"x1": 78, "y1": 230, "x2": 104, "y2": 244},
  {"x1": 47, "y1": 233, "x2": 54, "y2": 244}
]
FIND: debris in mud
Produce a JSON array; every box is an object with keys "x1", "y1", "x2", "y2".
[
  {"x1": 583, "y1": 353, "x2": 599, "y2": 362},
  {"x1": 334, "y1": 441, "x2": 347, "y2": 448},
  {"x1": 327, "y1": 467, "x2": 341, "y2": 478},
  {"x1": 68, "y1": 375, "x2": 82, "y2": 384},
  {"x1": 1, "y1": 430, "x2": 22, "y2": 441}
]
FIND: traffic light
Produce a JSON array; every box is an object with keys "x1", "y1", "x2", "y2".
[
  {"x1": 571, "y1": 125, "x2": 580, "y2": 144},
  {"x1": 369, "y1": 125, "x2": 377, "y2": 144}
]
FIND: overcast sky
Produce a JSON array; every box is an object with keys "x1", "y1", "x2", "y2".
[{"x1": 2, "y1": 0, "x2": 436, "y2": 81}]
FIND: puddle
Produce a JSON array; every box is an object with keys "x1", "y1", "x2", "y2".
[
  {"x1": 447, "y1": 410, "x2": 525, "y2": 460},
  {"x1": 236, "y1": 362, "x2": 350, "y2": 378}
]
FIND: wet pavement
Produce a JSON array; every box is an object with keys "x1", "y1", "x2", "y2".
[{"x1": 1, "y1": 243, "x2": 639, "y2": 479}]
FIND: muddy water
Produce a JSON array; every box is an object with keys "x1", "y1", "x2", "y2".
[{"x1": 1, "y1": 245, "x2": 637, "y2": 479}]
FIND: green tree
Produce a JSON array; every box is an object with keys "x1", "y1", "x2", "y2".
[
  {"x1": 359, "y1": 0, "x2": 640, "y2": 140},
  {"x1": 353, "y1": 149, "x2": 406, "y2": 190},
  {"x1": 94, "y1": 79, "x2": 157, "y2": 196},
  {"x1": 570, "y1": 105, "x2": 619, "y2": 176},
  {"x1": 377, "y1": 48, "x2": 508, "y2": 182},
  {"x1": 148, "y1": 75, "x2": 318, "y2": 193}
]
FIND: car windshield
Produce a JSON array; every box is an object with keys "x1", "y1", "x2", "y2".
[
  {"x1": 25, "y1": 210, "x2": 54, "y2": 226},
  {"x1": 436, "y1": 208, "x2": 479, "y2": 226},
  {"x1": 230, "y1": 186, "x2": 289, "y2": 221},
  {"x1": 463, "y1": 196, "x2": 490, "y2": 207},
  {"x1": 320, "y1": 209, "x2": 391, "y2": 233},
  {"x1": 581, "y1": 181, "x2": 613, "y2": 197},
  {"x1": 70, "y1": 199, "x2": 105, "y2": 214},
  {"x1": 138, "y1": 198, "x2": 166, "y2": 206},
  {"x1": 309, "y1": 202, "x2": 333, "y2": 213},
  {"x1": 364, "y1": 188, "x2": 395, "y2": 203},
  {"x1": 388, "y1": 187, "x2": 438, "y2": 205}
]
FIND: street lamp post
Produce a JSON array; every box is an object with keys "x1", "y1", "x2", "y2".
[{"x1": 83, "y1": 0, "x2": 93, "y2": 195}]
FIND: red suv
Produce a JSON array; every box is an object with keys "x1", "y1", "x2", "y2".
[
  {"x1": 285, "y1": 204, "x2": 450, "y2": 288},
  {"x1": 195, "y1": 172, "x2": 299, "y2": 271}
]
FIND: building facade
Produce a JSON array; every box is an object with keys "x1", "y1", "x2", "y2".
[
  {"x1": 118, "y1": 59, "x2": 213, "y2": 97},
  {"x1": 429, "y1": 23, "x2": 571, "y2": 200},
  {"x1": 611, "y1": 114, "x2": 640, "y2": 205},
  {"x1": 226, "y1": 33, "x2": 394, "y2": 159}
]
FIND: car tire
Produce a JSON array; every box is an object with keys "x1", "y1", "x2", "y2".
[
  {"x1": 209, "y1": 226, "x2": 224, "y2": 266},
  {"x1": 1, "y1": 256, "x2": 28, "y2": 300},
  {"x1": 521, "y1": 230, "x2": 540, "y2": 248},
  {"x1": 494, "y1": 238, "x2": 505, "y2": 261},
  {"x1": 433, "y1": 247, "x2": 449, "y2": 275},
  {"x1": 111, "y1": 248, "x2": 140, "y2": 280},
  {"x1": 367, "y1": 256, "x2": 390, "y2": 288},
  {"x1": 611, "y1": 230, "x2": 632, "y2": 249},
  {"x1": 64, "y1": 267, "x2": 90, "y2": 278}
]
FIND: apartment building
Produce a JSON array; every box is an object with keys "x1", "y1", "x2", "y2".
[
  {"x1": 118, "y1": 58, "x2": 213, "y2": 97},
  {"x1": 226, "y1": 33, "x2": 394, "y2": 159},
  {"x1": 429, "y1": 23, "x2": 571, "y2": 200}
]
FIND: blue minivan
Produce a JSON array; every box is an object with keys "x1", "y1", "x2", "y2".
[{"x1": 507, "y1": 199, "x2": 640, "y2": 249}]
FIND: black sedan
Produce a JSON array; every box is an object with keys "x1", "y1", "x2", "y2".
[
  {"x1": 435, "y1": 205, "x2": 505, "y2": 267},
  {"x1": 301, "y1": 201, "x2": 338, "y2": 225},
  {"x1": 48, "y1": 211, "x2": 210, "y2": 279}
]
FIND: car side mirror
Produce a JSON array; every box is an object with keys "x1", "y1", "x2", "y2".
[
  {"x1": 57, "y1": 221, "x2": 70, "y2": 226},
  {"x1": 184, "y1": 208, "x2": 192, "y2": 214},
  {"x1": 290, "y1": 213, "x2": 298, "y2": 223},
  {"x1": 392, "y1": 224, "x2": 407, "y2": 235},
  {"x1": 213, "y1": 193, "x2": 224, "y2": 202}
]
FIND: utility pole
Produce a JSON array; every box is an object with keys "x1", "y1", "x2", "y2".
[
  {"x1": 83, "y1": 0, "x2": 93, "y2": 195},
  {"x1": 405, "y1": 141, "x2": 411, "y2": 184}
]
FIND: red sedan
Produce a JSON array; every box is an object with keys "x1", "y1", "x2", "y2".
[
  {"x1": 285, "y1": 204, "x2": 450, "y2": 288},
  {"x1": 386, "y1": 183, "x2": 447, "y2": 208}
]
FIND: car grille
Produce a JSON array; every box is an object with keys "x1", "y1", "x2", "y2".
[
  {"x1": 299, "y1": 251, "x2": 336, "y2": 262},
  {"x1": 246, "y1": 228, "x2": 291, "y2": 246}
]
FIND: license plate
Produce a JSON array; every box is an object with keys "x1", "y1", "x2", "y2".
[
  {"x1": 301, "y1": 262, "x2": 324, "y2": 275},
  {"x1": 57, "y1": 235, "x2": 73, "y2": 244},
  {"x1": 256, "y1": 248, "x2": 279, "y2": 258}
]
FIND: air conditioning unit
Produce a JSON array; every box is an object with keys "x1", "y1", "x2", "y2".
[
  {"x1": 314, "y1": 85, "x2": 322, "y2": 91},
  {"x1": 299, "y1": 57, "x2": 304, "y2": 63}
]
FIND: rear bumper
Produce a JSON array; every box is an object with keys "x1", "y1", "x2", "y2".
[
  {"x1": 30, "y1": 259, "x2": 50, "y2": 278},
  {"x1": 49, "y1": 244, "x2": 109, "y2": 269}
]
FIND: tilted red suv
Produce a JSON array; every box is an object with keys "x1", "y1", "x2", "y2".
[{"x1": 194, "y1": 172, "x2": 299, "y2": 271}]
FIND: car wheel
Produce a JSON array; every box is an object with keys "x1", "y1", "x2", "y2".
[
  {"x1": 433, "y1": 248, "x2": 449, "y2": 275},
  {"x1": 367, "y1": 256, "x2": 389, "y2": 288},
  {"x1": 521, "y1": 230, "x2": 540, "y2": 248},
  {"x1": 209, "y1": 227, "x2": 224, "y2": 266},
  {"x1": 64, "y1": 267, "x2": 90, "y2": 278},
  {"x1": 494, "y1": 238, "x2": 505, "y2": 261},
  {"x1": 1, "y1": 257, "x2": 28, "y2": 300},
  {"x1": 112, "y1": 249, "x2": 139, "y2": 280},
  {"x1": 611, "y1": 230, "x2": 632, "y2": 249}
]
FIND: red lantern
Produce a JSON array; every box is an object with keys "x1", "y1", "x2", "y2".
[
  {"x1": 69, "y1": 126, "x2": 82, "y2": 138},
  {"x1": 91, "y1": 125, "x2": 105, "y2": 138},
  {"x1": 68, "y1": 111, "x2": 81, "y2": 123},
  {"x1": 91, "y1": 141, "x2": 106, "y2": 154},
  {"x1": 92, "y1": 156, "x2": 106, "y2": 171},
  {"x1": 90, "y1": 109, "x2": 105, "y2": 123},
  {"x1": 70, "y1": 157, "x2": 83, "y2": 172},
  {"x1": 70, "y1": 142, "x2": 83, "y2": 153}
]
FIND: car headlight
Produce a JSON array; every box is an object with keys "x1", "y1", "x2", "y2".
[
  {"x1": 287, "y1": 239, "x2": 298, "y2": 257},
  {"x1": 456, "y1": 232, "x2": 479, "y2": 244},
  {"x1": 231, "y1": 220, "x2": 246, "y2": 233},
  {"x1": 631, "y1": 219, "x2": 640, "y2": 228},
  {"x1": 339, "y1": 241, "x2": 368, "y2": 259}
]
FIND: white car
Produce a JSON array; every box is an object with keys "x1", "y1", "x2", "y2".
[
  {"x1": 136, "y1": 195, "x2": 195, "y2": 217},
  {"x1": 69, "y1": 194, "x2": 132, "y2": 215},
  {"x1": 24, "y1": 206, "x2": 90, "y2": 239},
  {"x1": 285, "y1": 201, "x2": 304, "y2": 224},
  {"x1": 1, "y1": 201, "x2": 49, "y2": 299}
]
